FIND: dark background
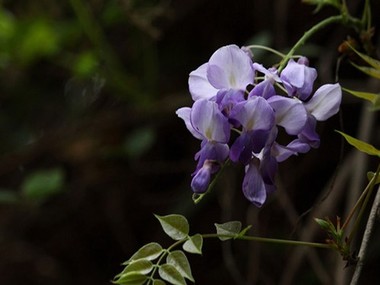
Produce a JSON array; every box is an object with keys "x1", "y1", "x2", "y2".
[{"x1": 0, "y1": 0, "x2": 379, "y2": 284}]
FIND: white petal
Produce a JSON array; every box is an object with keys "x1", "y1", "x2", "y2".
[
  {"x1": 189, "y1": 63, "x2": 218, "y2": 100},
  {"x1": 305, "y1": 83, "x2": 342, "y2": 121}
]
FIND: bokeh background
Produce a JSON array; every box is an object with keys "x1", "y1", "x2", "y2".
[{"x1": 0, "y1": 0, "x2": 379, "y2": 284}]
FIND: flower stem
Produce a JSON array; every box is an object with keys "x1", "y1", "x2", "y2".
[
  {"x1": 346, "y1": 163, "x2": 380, "y2": 244},
  {"x1": 246, "y1": 45, "x2": 287, "y2": 58},
  {"x1": 202, "y1": 233, "x2": 331, "y2": 249},
  {"x1": 278, "y1": 14, "x2": 363, "y2": 72}
]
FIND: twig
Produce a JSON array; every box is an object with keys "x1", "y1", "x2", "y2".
[{"x1": 349, "y1": 185, "x2": 380, "y2": 285}]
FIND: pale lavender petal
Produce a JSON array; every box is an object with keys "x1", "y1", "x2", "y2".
[
  {"x1": 298, "y1": 115, "x2": 320, "y2": 148},
  {"x1": 248, "y1": 79, "x2": 276, "y2": 99},
  {"x1": 267, "y1": 95, "x2": 307, "y2": 135},
  {"x1": 304, "y1": 83, "x2": 342, "y2": 121},
  {"x1": 231, "y1": 96, "x2": 275, "y2": 131},
  {"x1": 242, "y1": 162, "x2": 267, "y2": 207},
  {"x1": 194, "y1": 141, "x2": 229, "y2": 171},
  {"x1": 207, "y1": 44, "x2": 254, "y2": 91},
  {"x1": 215, "y1": 89, "x2": 245, "y2": 117},
  {"x1": 189, "y1": 63, "x2": 219, "y2": 100},
  {"x1": 191, "y1": 99, "x2": 230, "y2": 143},
  {"x1": 280, "y1": 58, "x2": 317, "y2": 100},
  {"x1": 176, "y1": 107, "x2": 204, "y2": 140},
  {"x1": 281, "y1": 59, "x2": 304, "y2": 88}
]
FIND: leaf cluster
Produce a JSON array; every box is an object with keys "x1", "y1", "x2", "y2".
[{"x1": 113, "y1": 214, "x2": 202, "y2": 285}]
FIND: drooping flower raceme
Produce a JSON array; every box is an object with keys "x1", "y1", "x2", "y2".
[{"x1": 177, "y1": 44, "x2": 342, "y2": 206}]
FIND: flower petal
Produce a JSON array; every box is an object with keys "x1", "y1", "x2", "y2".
[
  {"x1": 191, "y1": 161, "x2": 212, "y2": 193},
  {"x1": 304, "y1": 83, "x2": 342, "y2": 121},
  {"x1": 176, "y1": 107, "x2": 204, "y2": 140},
  {"x1": 189, "y1": 63, "x2": 219, "y2": 100},
  {"x1": 231, "y1": 96, "x2": 275, "y2": 131},
  {"x1": 191, "y1": 99, "x2": 230, "y2": 143},
  {"x1": 242, "y1": 162, "x2": 267, "y2": 207},
  {"x1": 207, "y1": 45, "x2": 254, "y2": 91},
  {"x1": 267, "y1": 95, "x2": 307, "y2": 135}
]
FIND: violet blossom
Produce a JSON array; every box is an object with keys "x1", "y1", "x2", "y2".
[{"x1": 177, "y1": 44, "x2": 342, "y2": 206}]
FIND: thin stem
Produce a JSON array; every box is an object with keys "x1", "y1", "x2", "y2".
[
  {"x1": 350, "y1": 185, "x2": 380, "y2": 285},
  {"x1": 278, "y1": 14, "x2": 363, "y2": 72},
  {"x1": 340, "y1": 165, "x2": 377, "y2": 231},
  {"x1": 278, "y1": 15, "x2": 343, "y2": 72},
  {"x1": 246, "y1": 45, "x2": 287, "y2": 58},
  {"x1": 347, "y1": 163, "x2": 380, "y2": 244},
  {"x1": 202, "y1": 234, "x2": 331, "y2": 249}
]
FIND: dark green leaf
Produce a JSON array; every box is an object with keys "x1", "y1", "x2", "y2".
[
  {"x1": 152, "y1": 280, "x2": 166, "y2": 285},
  {"x1": 183, "y1": 234, "x2": 203, "y2": 255},
  {"x1": 113, "y1": 272, "x2": 147, "y2": 285},
  {"x1": 167, "y1": 251, "x2": 194, "y2": 282},
  {"x1": 155, "y1": 214, "x2": 189, "y2": 241},
  {"x1": 215, "y1": 221, "x2": 242, "y2": 241},
  {"x1": 238, "y1": 225, "x2": 252, "y2": 237},
  {"x1": 118, "y1": 259, "x2": 153, "y2": 277},
  {"x1": 158, "y1": 264, "x2": 186, "y2": 285},
  {"x1": 123, "y1": 242, "x2": 163, "y2": 265}
]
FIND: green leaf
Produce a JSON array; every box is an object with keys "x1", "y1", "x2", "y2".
[
  {"x1": 155, "y1": 214, "x2": 189, "y2": 241},
  {"x1": 350, "y1": 62, "x2": 380, "y2": 79},
  {"x1": 183, "y1": 234, "x2": 203, "y2": 255},
  {"x1": 367, "y1": 172, "x2": 380, "y2": 185},
  {"x1": 153, "y1": 280, "x2": 166, "y2": 285},
  {"x1": 21, "y1": 168, "x2": 65, "y2": 201},
  {"x1": 214, "y1": 221, "x2": 242, "y2": 241},
  {"x1": 123, "y1": 242, "x2": 163, "y2": 265},
  {"x1": 348, "y1": 45, "x2": 380, "y2": 70},
  {"x1": 166, "y1": 251, "x2": 194, "y2": 282},
  {"x1": 238, "y1": 225, "x2": 252, "y2": 237},
  {"x1": 158, "y1": 264, "x2": 186, "y2": 285},
  {"x1": 113, "y1": 272, "x2": 147, "y2": 285},
  {"x1": 336, "y1": 131, "x2": 380, "y2": 157},
  {"x1": 315, "y1": 218, "x2": 333, "y2": 232},
  {"x1": 118, "y1": 259, "x2": 153, "y2": 277},
  {"x1": 343, "y1": 88, "x2": 379, "y2": 104}
]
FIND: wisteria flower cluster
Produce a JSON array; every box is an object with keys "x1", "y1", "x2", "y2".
[{"x1": 176, "y1": 44, "x2": 342, "y2": 207}]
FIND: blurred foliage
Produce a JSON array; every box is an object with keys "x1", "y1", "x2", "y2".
[{"x1": 21, "y1": 168, "x2": 65, "y2": 202}]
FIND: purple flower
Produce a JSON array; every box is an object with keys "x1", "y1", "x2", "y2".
[
  {"x1": 271, "y1": 83, "x2": 342, "y2": 161},
  {"x1": 188, "y1": 45, "x2": 255, "y2": 101},
  {"x1": 267, "y1": 96, "x2": 307, "y2": 135},
  {"x1": 229, "y1": 96, "x2": 275, "y2": 164},
  {"x1": 176, "y1": 99, "x2": 231, "y2": 193},
  {"x1": 280, "y1": 57, "x2": 317, "y2": 100},
  {"x1": 242, "y1": 128, "x2": 278, "y2": 207},
  {"x1": 178, "y1": 44, "x2": 343, "y2": 206},
  {"x1": 304, "y1": 83, "x2": 342, "y2": 121}
]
